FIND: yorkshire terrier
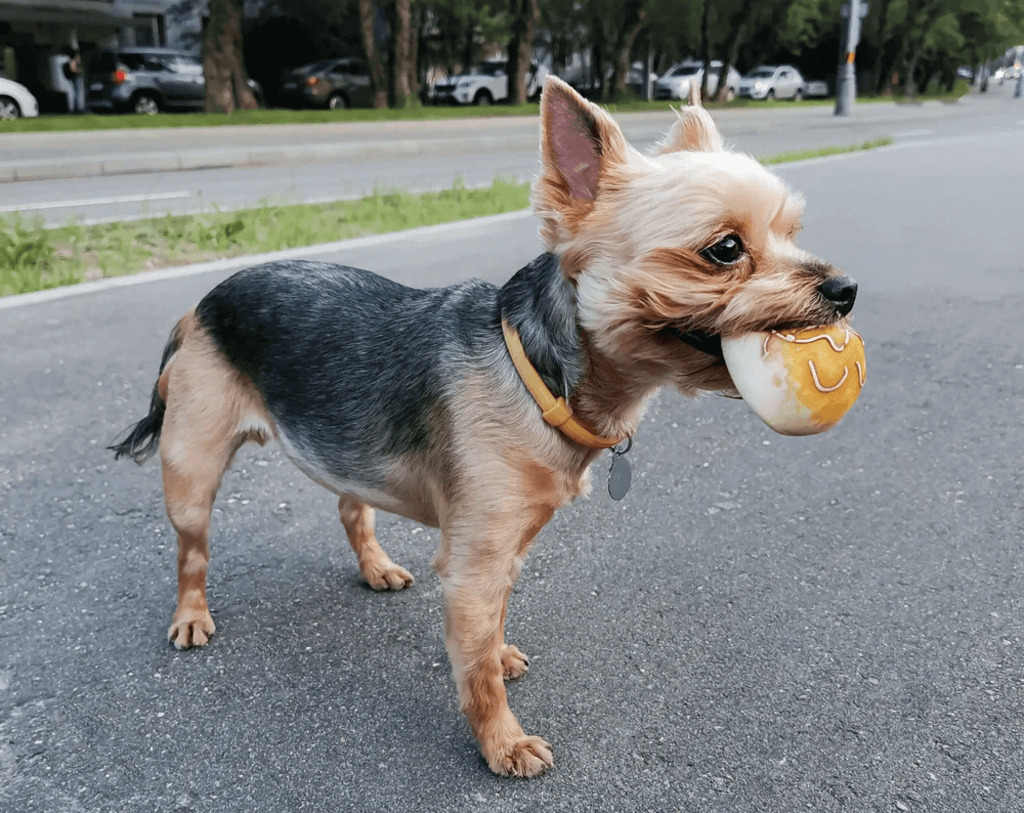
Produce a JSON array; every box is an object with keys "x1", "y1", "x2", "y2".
[{"x1": 112, "y1": 77, "x2": 856, "y2": 777}]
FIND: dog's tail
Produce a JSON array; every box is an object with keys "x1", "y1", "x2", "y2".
[{"x1": 108, "y1": 318, "x2": 185, "y2": 464}]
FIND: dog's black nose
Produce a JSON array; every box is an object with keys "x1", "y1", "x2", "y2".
[{"x1": 818, "y1": 275, "x2": 858, "y2": 316}]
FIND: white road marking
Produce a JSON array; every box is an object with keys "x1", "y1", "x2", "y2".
[
  {"x1": 0, "y1": 191, "x2": 190, "y2": 214},
  {"x1": 894, "y1": 129, "x2": 934, "y2": 138}
]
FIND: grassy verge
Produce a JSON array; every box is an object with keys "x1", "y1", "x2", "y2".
[
  {"x1": 0, "y1": 180, "x2": 530, "y2": 296},
  {"x1": 760, "y1": 137, "x2": 893, "y2": 165},
  {"x1": 0, "y1": 81, "x2": 969, "y2": 134},
  {"x1": 1, "y1": 136, "x2": 895, "y2": 297}
]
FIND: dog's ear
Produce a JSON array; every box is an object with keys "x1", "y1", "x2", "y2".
[
  {"x1": 656, "y1": 83, "x2": 723, "y2": 154},
  {"x1": 535, "y1": 76, "x2": 628, "y2": 207}
]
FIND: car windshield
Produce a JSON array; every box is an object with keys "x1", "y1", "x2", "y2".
[
  {"x1": 746, "y1": 68, "x2": 775, "y2": 78},
  {"x1": 296, "y1": 60, "x2": 335, "y2": 75},
  {"x1": 87, "y1": 52, "x2": 117, "y2": 73},
  {"x1": 460, "y1": 63, "x2": 505, "y2": 77},
  {"x1": 670, "y1": 65, "x2": 700, "y2": 77}
]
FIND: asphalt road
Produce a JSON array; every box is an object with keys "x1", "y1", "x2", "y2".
[
  {"x1": 1, "y1": 116, "x2": 1023, "y2": 811},
  {"x1": 2, "y1": 81, "x2": 1022, "y2": 226}
]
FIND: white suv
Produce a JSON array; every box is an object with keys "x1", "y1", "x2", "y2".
[{"x1": 432, "y1": 60, "x2": 547, "y2": 106}]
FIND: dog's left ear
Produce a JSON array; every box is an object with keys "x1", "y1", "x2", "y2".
[
  {"x1": 533, "y1": 77, "x2": 629, "y2": 246},
  {"x1": 656, "y1": 83, "x2": 723, "y2": 154}
]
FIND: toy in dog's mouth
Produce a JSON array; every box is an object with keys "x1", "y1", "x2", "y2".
[
  {"x1": 668, "y1": 324, "x2": 866, "y2": 435},
  {"x1": 721, "y1": 324, "x2": 866, "y2": 435}
]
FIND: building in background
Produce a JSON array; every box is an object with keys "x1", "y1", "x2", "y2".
[{"x1": 0, "y1": 0, "x2": 170, "y2": 111}]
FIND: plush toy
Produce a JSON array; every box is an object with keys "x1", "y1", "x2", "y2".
[{"x1": 722, "y1": 325, "x2": 866, "y2": 436}]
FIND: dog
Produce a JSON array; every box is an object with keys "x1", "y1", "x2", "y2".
[{"x1": 111, "y1": 76, "x2": 857, "y2": 777}]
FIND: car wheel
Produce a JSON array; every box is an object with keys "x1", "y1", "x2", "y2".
[
  {"x1": 473, "y1": 90, "x2": 492, "y2": 106},
  {"x1": 133, "y1": 93, "x2": 159, "y2": 115},
  {"x1": 328, "y1": 92, "x2": 348, "y2": 110},
  {"x1": 767, "y1": 89, "x2": 775, "y2": 100},
  {"x1": 793, "y1": 88, "x2": 803, "y2": 102},
  {"x1": 0, "y1": 96, "x2": 21, "y2": 119}
]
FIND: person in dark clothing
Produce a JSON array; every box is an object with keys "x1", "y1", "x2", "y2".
[{"x1": 63, "y1": 47, "x2": 85, "y2": 113}]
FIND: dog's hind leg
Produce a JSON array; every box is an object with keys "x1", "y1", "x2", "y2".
[
  {"x1": 158, "y1": 316, "x2": 273, "y2": 649},
  {"x1": 338, "y1": 497, "x2": 414, "y2": 591}
]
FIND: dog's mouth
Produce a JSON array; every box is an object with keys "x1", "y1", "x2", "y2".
[{"x1": 667, "y1": 327, "x2": 723, "y2": 360}]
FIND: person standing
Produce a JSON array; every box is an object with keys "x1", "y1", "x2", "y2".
[{"x1": 63, "y1": 47, "x2": 85, "y2": 113}]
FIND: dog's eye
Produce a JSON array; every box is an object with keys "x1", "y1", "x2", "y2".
[{"x1": 702, "y1": 235, "x2": 744, "y2": 265}]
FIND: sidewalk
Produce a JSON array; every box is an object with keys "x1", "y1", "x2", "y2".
[{"x1": 0, "y1": 97, "x2": 986, "y2": 184}]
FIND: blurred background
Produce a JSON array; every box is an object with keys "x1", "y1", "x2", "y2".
[{"x1": 0, "y1": 0, "x2": 1022, "y2": 117}]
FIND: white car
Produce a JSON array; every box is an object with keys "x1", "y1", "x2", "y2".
[
  {"x1": 432, "y1": 60, "x2": 547, "y2": 106},
  {"x1": 0, "y1": 77, "x2": 40, "y2": 119},
  {"x1": 654, "y1": 61, "x2": 742, "y2": 101},
  {"x1": 738, "y1": 65, "x2": 806, "y2": 101}
]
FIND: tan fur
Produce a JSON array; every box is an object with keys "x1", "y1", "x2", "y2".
[
  {"x1": 158, "y1": 310, "x2": 276, "y2": 649},
  {"x1": 338, "y1": 497, "x2": 414, "y2": 591}
]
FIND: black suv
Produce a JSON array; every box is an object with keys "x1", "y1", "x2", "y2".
[
  {"x1": 277, "y1": 58, "x2": 374, "y2": 110},
  {"x1": 86, "y1": 48, "x2": 261, "y2": 114}
]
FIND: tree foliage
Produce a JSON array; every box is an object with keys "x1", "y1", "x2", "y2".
[{"x1": 231, "y1": 0, "x2": 1024, "y2": 107}]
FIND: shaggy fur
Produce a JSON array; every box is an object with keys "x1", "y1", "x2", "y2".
[{"x1": 111, "y1": 76, "x2": 856, "y2": 777}]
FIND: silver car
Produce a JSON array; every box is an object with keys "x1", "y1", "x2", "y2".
[
  {"x1": 738, "y1": 65, "x2": 806, "y2": 101},
  {"x1": 654, "y1": 61, "x2": 742, "y2": 101}
]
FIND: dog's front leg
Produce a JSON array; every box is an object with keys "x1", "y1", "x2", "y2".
[{"x1": 439, "y1": 505, "x2": 555, "y2": 777}]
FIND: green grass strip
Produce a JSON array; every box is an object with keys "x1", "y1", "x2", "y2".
[
  {"x1": 760, "y1": 137, "x2": 893, "y2": 165},
  {"x1": 1, "y1": 136, "x2": 894, "y2": 297}
]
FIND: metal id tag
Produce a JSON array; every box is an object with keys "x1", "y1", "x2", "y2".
[{"x1": 607, "y1": 437, "x2": 633, "y2": 501}]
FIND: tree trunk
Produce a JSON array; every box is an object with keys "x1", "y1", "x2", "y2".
[
  {"x1": 202, "y1": 0, "x2": 257, "y2": 113},
  {"x1": 698, "y1": 0, "x2": 712, "y2": 100},
  {"x1": 904, "y1": 46, "x2": 921, "y2": 97},
  {"x1": 506, "y1": 0, "x2": 539, "y2": 104},
  {"x1": 590, "y1": 18, "x2": 606, "y2": 101},
  {"x1": 391, "y1": 0, "x2": 413, "y2": 107},
  {"x1": 462, "y1": 21, "x2": 475, "y2": 74},
  {"x1": 713, "y1": 0, "x2": 756, "y2": 102},
  {"x1": 870, "y1": 0, "x2": 894, "y2": 94},
  {"x1": 358, "y1": 0, "x2": 388, "y2": 108},
  {"x1": 608, "y1": 0, "x2": 647, "y2": 100}
]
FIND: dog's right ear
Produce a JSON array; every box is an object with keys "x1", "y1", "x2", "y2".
[
  {"x1": 533, "y1": 76, "x2": 628, "y2": 247},
  {"x1": 656, "y1": 83, "x2": 723, "y2": 154}
]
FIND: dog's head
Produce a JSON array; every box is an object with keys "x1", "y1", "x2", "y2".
[{"x1": 532, "y1": 77, "x2": 857, "y2": 397}]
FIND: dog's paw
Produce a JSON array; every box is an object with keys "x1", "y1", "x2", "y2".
[
  {"x1": 501, "y1": 644, "x2": 530, "y2": 680},
  {"x1": 487, "y1": 735, "x2": 554, "y2": 777},
  {"x1": 362, "y1": 560, "x2": 415, "y2": 591},
  {"x1": 168, "y1": 609, "x2": 216, "y2": 650}
]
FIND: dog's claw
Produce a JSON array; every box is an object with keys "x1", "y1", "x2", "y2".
[
  {"x1": 488, "y1": 735, "x2": 554, "y2": 777},
  {"x1": 501, "y1": 644, "x2": 530, "y2": 680},
  {"x1": 363, "y1": 561, "x2": 415, "y2": 591},
  {"x1": 168, "y1": 610, "x2": 216, "y2": 649}
]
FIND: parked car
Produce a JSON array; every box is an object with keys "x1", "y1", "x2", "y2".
[
  {"x1": 738, "y1": 65, "x2": 805, "y2": 100},
  {"x1": 0, "y1": 77, "x2": 39, "y2": 119},
  {"x1": 432, "y1": 60, "x2": 547, "y2": 106},
  {"x1": 277, "y1": 58, "x2": 374, "y2": 110},
  {"x1": 804, "y1": 79, "x2": 829, "y2": 98},
  {"x1": 654, "y1": 61, "x2": 741, "y2": 101},
  {"x1": 86, "y1": 48, "x2": 262, "y2": 114}
]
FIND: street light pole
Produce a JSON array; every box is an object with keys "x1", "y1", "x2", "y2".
[{"x1": 835, "y1": 0, "x2": 865, "y2": 116}]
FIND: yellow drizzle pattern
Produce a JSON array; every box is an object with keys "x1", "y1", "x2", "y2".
[{"x1": 765, "y1": 325, "x2": 866, "y2": 428}]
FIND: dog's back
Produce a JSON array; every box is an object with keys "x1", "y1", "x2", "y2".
[{"x1": 194, "y1": 260, "x2": 498, "y2": 485}]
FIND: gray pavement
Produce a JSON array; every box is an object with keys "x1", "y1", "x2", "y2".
[
  {"x1": 1, "y1": 118, "x2": 1024, "y2": 811},
  {"x1": 2, "y1": 82, "x2": 1024, "y2": 227}
]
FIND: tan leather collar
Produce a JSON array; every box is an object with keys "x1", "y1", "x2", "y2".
[{"x1": 501, "y1": 319, "x2": 624, "y2": 449}]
